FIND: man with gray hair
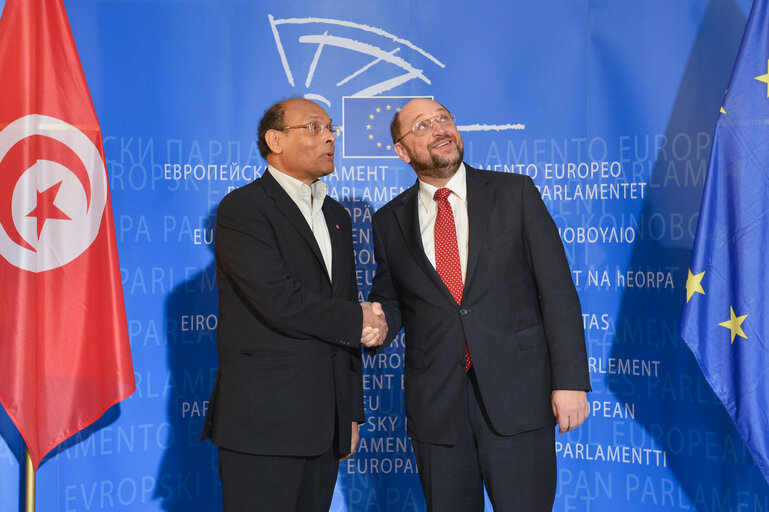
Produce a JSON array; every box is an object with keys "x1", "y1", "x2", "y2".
[{"x1": 367, "y1": 98, "x2": 590, "y2": 511}]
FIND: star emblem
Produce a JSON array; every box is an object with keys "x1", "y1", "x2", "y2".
[
  {"x1": 720, "y1": 89, "x2": 728, "y2": 114},
  {"x1": 685, "y1": 269, "x2": 705, "y2": 302},
  {"x1": 26, "y1": 181, "x2": 72, "y2": 239},
  {"x1": 754, "y1": 60, "x2": 769, "y2": 97},
  {"x1": 718, "y1": 306, "x2": 748, "y2": 344}
]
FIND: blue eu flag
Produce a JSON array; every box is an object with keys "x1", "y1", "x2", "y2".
[
  {"x1": 681, "y1": 0, "x2": 769, "y2": 484},
  {"x1": 342, "y1": 96, "x2": 425, "y2": 158}
]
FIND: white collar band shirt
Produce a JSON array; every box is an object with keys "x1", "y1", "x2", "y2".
[{"x1": 268, "y1": 165, "x2": 333, "y2": 282}]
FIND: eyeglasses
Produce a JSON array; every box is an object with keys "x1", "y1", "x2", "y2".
[
  {"x1": 395, "y1": 112, "x2": 456, "y2": 143},
  {"x1": 280, "y1": 122, "x2": 341, "y2": 137}
]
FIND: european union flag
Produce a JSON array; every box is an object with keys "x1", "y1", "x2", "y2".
[
  {"x1": 680, "y1": 0, "x2": 769, "y2": 484},
  {"x1": 342, "y1": 96, "x2": 426, "y2": 158}
]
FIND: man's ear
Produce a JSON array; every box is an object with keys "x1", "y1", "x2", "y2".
[
  {"x1": 393, "y1": 142, "x2": 410, "y2": 164},
  {"x1": 265, "y1": 129, "x2": 283, "y2": 155}
]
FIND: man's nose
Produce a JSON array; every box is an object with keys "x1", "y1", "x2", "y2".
[{"x1": 431, "y1": 120, "x2": 448, "y2": 135}]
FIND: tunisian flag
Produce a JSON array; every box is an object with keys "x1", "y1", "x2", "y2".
[{"x1": 0, "y1": 0, "x2": 135, "y2": 469}]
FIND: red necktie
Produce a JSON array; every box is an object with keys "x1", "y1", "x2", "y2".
[{"x1": 434, "y1": 188, "x2": 472, "y2": 372}]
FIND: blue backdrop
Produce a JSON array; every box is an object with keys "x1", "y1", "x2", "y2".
[{"x1": 1, "y1": 1, "x2": 766, "y2": 510}]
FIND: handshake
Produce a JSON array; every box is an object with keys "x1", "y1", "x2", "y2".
[{"x1": 360, "y1": 302, "x2": 388, "y2": 348}]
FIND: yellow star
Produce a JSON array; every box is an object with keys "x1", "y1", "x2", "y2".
[
  {"x1": 376, "y1": 107, "x2": 381, "y2": 113},
  {"x1": 366, "y1": 124, "x2": 371, "y2": 130},
  {"x1": 720, "y1": 89, "x2": 728, "y2": 114},
  {"x1": 754, "y1": 60, "x2": 769, "y2": 97},
  {"x1": 368, "y1": 134, "x2": 374, "y2": 140},
  {"x1": 376, "y1": 142, "x2": 382, "y2": 147},
  {"x1": 369, "y1": 114, "x2": 375, "y2": 120},
  {"x1": 386, "y1": 145, "x2": 392, "y2": 150},
  {"x1": 396, "y1": 107, "x2": 401, "y2": 112},
  {"x1": 718, "y1": 307, "x2": 748, "y2": 344},
  {"x1": 386, "y1": 105, "x2": 392, "y2": 110},
  {"x1": 685, "y1": 269, "x2": 705, "y2": 302}
]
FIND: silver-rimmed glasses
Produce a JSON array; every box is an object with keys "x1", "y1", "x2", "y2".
[
  {"x1": 395, "y1": 112, "x2": 456, "y2": 143},
  {"x1": 280, "y1": 122, "x2": 341, "y2": 137}
]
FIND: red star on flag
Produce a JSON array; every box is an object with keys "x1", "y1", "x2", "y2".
[{"x1": 25, "y1": 181, "x2": 71, "y2": 239}]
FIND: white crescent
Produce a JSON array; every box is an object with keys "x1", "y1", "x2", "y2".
[{"x1": 0, "y1": 114, "x2": 108, "y2": 273}]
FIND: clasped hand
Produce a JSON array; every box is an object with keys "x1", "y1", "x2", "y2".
[{"x1": 360, "y1": 302, "x2": 387, "y2": 348}]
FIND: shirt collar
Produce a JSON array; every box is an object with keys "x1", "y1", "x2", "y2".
[
  {"x1": 268, "y1": 165, "x2": 328, "y2": 210},
  {"x1": 417, "y1": 162, "x2": 467, "y2": 213}
]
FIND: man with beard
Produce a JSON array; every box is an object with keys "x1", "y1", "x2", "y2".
[{"x1": 365, "y1": 98, "x2": 591, "y2": 511}]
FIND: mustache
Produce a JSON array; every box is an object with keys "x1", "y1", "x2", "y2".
[{"x1": 431, "y1": 135, "x2": 456, "y2": 147}]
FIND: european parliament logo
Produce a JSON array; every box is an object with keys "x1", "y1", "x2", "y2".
[
  {"x1": 266, "y1": 14, "x2": 525, "y2": 157},
  {"x1": 267, "y1": 15, "x2": 444, "y2": 109},
  {"x1": 342, "y1": 96, "x2": 427, "y2": 158}
]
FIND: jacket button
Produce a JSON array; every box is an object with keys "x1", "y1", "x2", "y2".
[{"x1": 459, "y1": 308, "x2": 469, "y2": 315}]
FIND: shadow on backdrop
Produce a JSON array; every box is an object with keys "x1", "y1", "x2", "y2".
[
  {"x1": 157, "y1": 207, "x2": 220, "y2": 511},
  {"x1": 608, "y1": 0, "x2": 769, "y2": 507}
]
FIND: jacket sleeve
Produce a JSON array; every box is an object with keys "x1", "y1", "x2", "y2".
[
  {"x1": 350, "y1": 348, "x2": 365, "y2": 422},
  {"x1": 348, "y1": 253, "x2": 366, "y2": 422},
  {"x1": 521, "y1": 176, "x2": 591, "y2": 391},
  {"x1": 366, "y1": 212, "x2": 404, "y2": 354}
]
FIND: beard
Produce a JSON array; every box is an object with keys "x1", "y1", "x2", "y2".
[{"x1": 407, "y1": 135, "x2": 464, "y2": 180}]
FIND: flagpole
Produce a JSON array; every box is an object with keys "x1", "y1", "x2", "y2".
[{"x1": 25, "y1": 449, "x2": 35, "y2": 512}]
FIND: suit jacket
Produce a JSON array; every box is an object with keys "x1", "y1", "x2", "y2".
[
  {"x1": 369, "y1": 164, "x2": 590, "y2": 446},
  {"x1": 201, "y1": 170, "x2": 365, "y2": 457}
]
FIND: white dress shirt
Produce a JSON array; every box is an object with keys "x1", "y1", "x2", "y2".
[
  {"x1": 268, "y1": 166, "x2": 333, "y2": 282},
  {"x1": 417, "y1": 163, "x2": 469, "y2": 281}
]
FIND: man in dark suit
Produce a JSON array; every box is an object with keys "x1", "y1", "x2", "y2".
[
  {"x1": 201, "y1": 98, "x2": 386, "y2": 511},
  {"x1": 366, "y1": 98, "x2": 591, "y2": 511}
]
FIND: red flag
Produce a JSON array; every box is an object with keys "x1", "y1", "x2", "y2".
[{"x1": 0, "y1": 0, "x2": 135, "y2": 469}]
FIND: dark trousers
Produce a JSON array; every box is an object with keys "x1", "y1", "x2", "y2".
[
  {"x1": 218, "y1": 446, "x2": 339, "y2": 512},
  {"x1": 412, "y1": 369, "x2": 556, "y2": 512}
]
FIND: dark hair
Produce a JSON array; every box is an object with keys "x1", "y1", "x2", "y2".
[
  {"x1": 390, "y1": 109, "x2": 402, "y2": 144},
  {"x1": 257, "y1": 101, "x2": 287, "y2": 159}
]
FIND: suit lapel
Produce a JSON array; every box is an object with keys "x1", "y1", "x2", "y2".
[
  {"x1": 464, "y1": 165, "x2": 493, "y2": 292},
  {"x1": 323, "y1": 201, "x2": 346, "y2": 295},
  {"x1": 260, "y1": 172, "x2": 331, "y2": 284},
  {"x1": 394, "y1": 182, "x2": 458, "y2": 305}
]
